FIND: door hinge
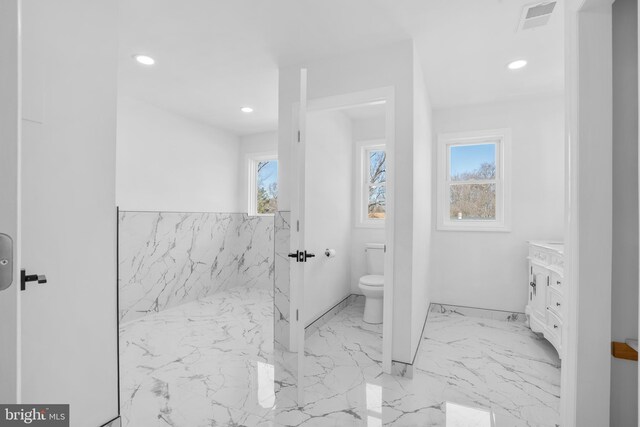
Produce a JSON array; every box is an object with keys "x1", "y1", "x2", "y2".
[
  {"x1": 384, "y1": 244, "x2": 387, "y2": 253},
  {"x1": 297, "y1": 130, "x2": 301, "y2": 142},
  {"x1": 297, "y1": 220, "x2": 300, "y2": 232},
  {"x1": 296, "y1": 310, "x2": 299, "y2": 321},
  {"x1": 547, "y1": 276, "x2": 550, "y2": 286}
]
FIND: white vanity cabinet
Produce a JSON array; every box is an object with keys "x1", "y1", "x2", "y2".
[{"x1": 525, "y1": 241, "x2": 564, "y2": 357}]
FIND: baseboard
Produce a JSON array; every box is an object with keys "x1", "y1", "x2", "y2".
[
  {"x1": 304, "y1": 294, "x2": 361, "y2": 338},
  {"x1": 100, "y1": 416, "x2": 121, "y2": 427},
  {"x1": 430, "y1": 302, "x2": 526, "y2": 322}
]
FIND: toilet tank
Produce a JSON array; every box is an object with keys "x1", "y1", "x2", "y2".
[{"x1": 365, "y1": 243, "x2": 385, "y2": 275}]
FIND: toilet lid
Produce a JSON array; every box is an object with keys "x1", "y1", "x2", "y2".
[{"x1": 360, "y1": 275, "x2": 384, "y2": 287}]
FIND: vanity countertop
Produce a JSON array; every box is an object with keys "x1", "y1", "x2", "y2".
[{"x1": 528, "y1": 241, "x2": 564, "y2": 254}]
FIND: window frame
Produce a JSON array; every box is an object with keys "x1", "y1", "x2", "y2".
[
  {"x1": 437, "y1": 129, "x2": 511, "y2": 232},
  {"x1": 355, "y1": 139, "x2": 386, "y2": 228},
  {"x1": 247, "y1": 152, "x2": 278, "y2": 217}
]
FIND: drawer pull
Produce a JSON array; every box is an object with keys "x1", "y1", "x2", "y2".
[
  {"x1": 556, "y1": 302, "x2": 561, "y2": 307},
  {"x1": 553, "y1": 324, "x2": 559, "y2": 329},
  {"x1": 556, "y1": 280, "x2": 561, "y2": 285}
]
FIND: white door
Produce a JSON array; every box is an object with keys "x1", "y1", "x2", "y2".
[
  {"x1": 0, "y1": 2, "x2": 119, "y2": 426},
  {"x1": 290, "y1": 68, "x2": 309, "y2": 403}
]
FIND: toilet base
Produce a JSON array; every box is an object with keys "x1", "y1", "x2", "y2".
[{"x1": 363, "y1": 296, "x2": 383, "y2": 324}]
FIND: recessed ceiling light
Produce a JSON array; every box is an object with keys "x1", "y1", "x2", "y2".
[
  {"x1": 241, "y1": 107, "x2": 254, "y2": 113},
  {"x1": 133, "y1": 54, "x2": 155, "y2": 66},
  {"x1": 507, "y1": 59, "x2": 527, "y2": 70}
]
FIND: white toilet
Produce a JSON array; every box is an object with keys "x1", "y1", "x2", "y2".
[{"x1": 358, "y1": 243, "x2": 384, "y2": 324}]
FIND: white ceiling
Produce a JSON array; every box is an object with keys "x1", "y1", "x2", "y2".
[{"x1": 117, "y1": 0, "x2": 564, "y2": 136}]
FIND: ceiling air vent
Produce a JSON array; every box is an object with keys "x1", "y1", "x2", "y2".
[{"x1": 519, "y1": 1, "x2": 557, "y2": 31}]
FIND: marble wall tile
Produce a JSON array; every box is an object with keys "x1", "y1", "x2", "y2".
[
  {"x1": 274, "y1": 211, "x2": 291, "y2": 350},
  {"x1": 233, "y1": 214, "x2": 274, "y2": 292},
  {"x1": 119, "y1": 211, "x2": 274, "y2": 323}
]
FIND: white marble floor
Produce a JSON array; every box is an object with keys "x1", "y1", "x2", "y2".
[
  {"x1": 119, "y1": 286, "x2": 276, "y2": 426},
  {"x1": 120, "y1": 290, "x2": 560, "y2": 426},
  {"x1": 276, "y1": 300, "x2": 560, "y2": 427}
]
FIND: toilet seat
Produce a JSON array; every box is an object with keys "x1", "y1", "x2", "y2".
[{"x1": 359, "y1": 274, "x2": 384, "y2": 287}]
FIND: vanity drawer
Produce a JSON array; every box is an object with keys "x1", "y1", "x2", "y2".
[
  {"x1": 547, "y1": 288, "x2": 563, "y2": 317},
  {"x1": 546, "y1": 309, "x2": 562, "y2": 349},
  {"x1": 550, "y1": 272, "x2": 563, "y2": 291}
]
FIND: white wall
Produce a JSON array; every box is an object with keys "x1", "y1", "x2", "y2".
[
  {"x1": 350, "y1": 117, "x2": 386, "y2": 294},
  {"x1": 279, "y1": 40, "x2": 430, "y2": 363},
  {"x1": 430, "y1": 95, "x2": 564, "y2": 313},
  {"x1": 411, "y1": 55, "x2": 432, "y2": 357},
  {"x1": 611, "y1": 0, "x2": 639, "y2": 424},
  {"x1": 237, "y1": 131, "x2": 278, "y2": 213},
  {"x1": 116, "y1": 96, "x2": 240, "y2": 212},
  {"x1": 352, "y1": 117, "x2": 386, "y2": 141},
  {"x1": 304, "y1": 110, "x2": 353, "y2": 324}
]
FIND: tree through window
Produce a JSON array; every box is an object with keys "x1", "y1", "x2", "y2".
[
  {"x1": 449, "y1": 143, "x2": 496, "y2": 221},
  {"x1": 368, "y1": 150, "x2": 386, "y2": 219},
  {"x1": 356, "y1": 140, "x2": 386, "y2": 227},
  {"x1": 256, "y1": 159, "x2": 278, "y2": 214},
  {"x1": 437, "y1": 129, "x2": 511, "y2": 231}
]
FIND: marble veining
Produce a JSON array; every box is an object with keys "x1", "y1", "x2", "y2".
[
  {"x1": 119, "y1": 286, "x2": 275, "y2": 427},
  {"x1": 274, "y1": 211, "x2": 291, "y2": 350},
  {"x1": 279, "y1": 300, "x2": 560, "y2": 426},
  {"x1": 304, "y1": 294, "x2": 358, "y2": 338},
  {"x1": 121, "y1": 288, "x2": 560, "y2": 426},
  {"x1": 119, "y1": 211, "x2": 274, "y2": 323}
]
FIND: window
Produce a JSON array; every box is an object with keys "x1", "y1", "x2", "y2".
[
  {"x1": 248, "y1": 154, "x2": 278, "y2": 216},
  {"x1": 437, "y1": 129, "x2": 511, "y2": 231},
  {"x1": 356, "y1": 140, "x2": 386, "y2": 227}
]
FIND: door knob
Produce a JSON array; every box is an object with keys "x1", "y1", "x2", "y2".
[{"x1": 287, "y1": 250, "x2": 315, "y2": 263}]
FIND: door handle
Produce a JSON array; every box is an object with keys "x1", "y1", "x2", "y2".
[
  {"x1": 287, "y1": 250, "x2": 315, "y2": 263},
  {"x1": 0, "y1": 234, "x2": 13, "y2": 291},
  {"x1": 20, "y1": 269, "x2": 47, "y2": 291}
]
